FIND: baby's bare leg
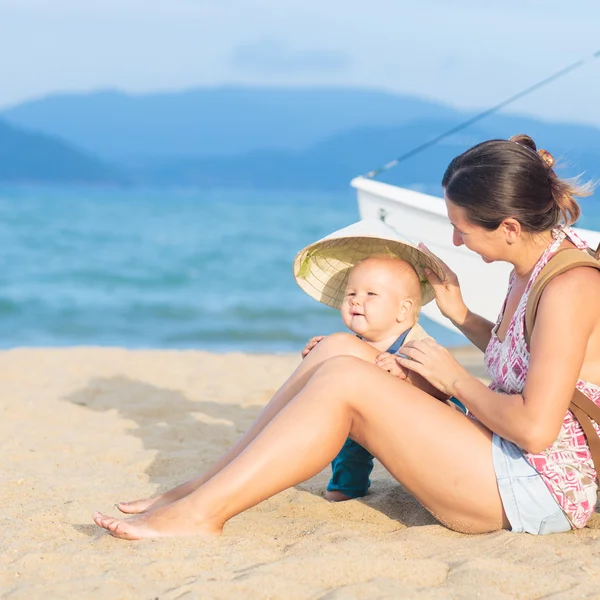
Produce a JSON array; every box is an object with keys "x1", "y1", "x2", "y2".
[{"x1": 118, "y1": 333, "x2": 381, "y2": 514}]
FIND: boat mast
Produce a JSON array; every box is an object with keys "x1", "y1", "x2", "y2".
[{"x1": 364, "y1": 50, "x2": 600, "y2": 180}]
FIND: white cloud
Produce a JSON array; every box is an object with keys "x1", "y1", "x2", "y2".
[
  {"x1": 230, "y1": 40, "x2": 352, "y2": 74},
  {"x1": 0, "y1": 0, "x2": 598, "y2": 125}
]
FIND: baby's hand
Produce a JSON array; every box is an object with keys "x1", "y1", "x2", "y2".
[
  {"x1": 302, "y1": 335, "x2": 325, "y2": 359},
  {"x1": 375, "y1": 352, "x2": 409, "y2": 378}
]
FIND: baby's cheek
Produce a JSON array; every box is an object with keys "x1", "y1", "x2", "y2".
[{"x1": 340, "y1": 308, "x2": 352, "y2": 326}]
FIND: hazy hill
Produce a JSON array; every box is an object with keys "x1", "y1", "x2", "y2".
[
  {"x1": 0, "y1": 119, "x2": 125, "y2": 184},
  {"x1": 2, "y1": 87, "x2": 599, "y2": 189},
  {"x1": 1, "y1": 87, "x2": 459, "y2": 160},
  {"x1": 128, "y1": 118, "x2": 600, "y2": 190}
]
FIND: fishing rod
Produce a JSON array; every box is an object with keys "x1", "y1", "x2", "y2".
[{"x1": 364, "y1": 49, "x2": 600, "y2": 179}]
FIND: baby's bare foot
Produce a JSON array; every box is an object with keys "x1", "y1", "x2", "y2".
[
  {"x1": 323, "y1": 490, "x2": 353, "y2": 502},
  {"x1": 94, "y1": 499, "x2": 222, "y2": 540}
]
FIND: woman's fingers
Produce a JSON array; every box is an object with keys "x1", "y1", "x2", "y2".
[
  {"x1": 418, "y1": 243, "x2": 451, "y2": 272},
  {"x1": 399, "y1": 340, "x2": 430, "y2": 362},
  {"x1": 398, "y1": 339, "x2": 445, "y2": 370},
  {"x1": 418, "y1": 243, "x2": 458, "y2": 286},
  {"x1": 397, "y1": 340, "x2": 471, "y2": 396},
  {"x1": 423, "y1": 267, "x2": 447, "y2": 292},
  {"x1": 396, "y1": 355, "x2": 426, "y2": 377}
]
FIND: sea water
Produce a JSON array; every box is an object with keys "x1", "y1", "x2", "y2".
[{"x1": 1, "y1": 186, "x2": 598, "y2": 352}]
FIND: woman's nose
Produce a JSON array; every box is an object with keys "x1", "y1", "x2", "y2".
[{"x1": 452, "y1": 229, "x2": 464, "y2": 247}]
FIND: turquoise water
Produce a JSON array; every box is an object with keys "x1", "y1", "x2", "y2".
[{"x1": 1, "y1": 186, "x2": 598, "y2": 352}]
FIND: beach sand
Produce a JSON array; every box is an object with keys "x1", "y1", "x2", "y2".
[{"x1": 2, "y1": 347, "x2": 600, "y2": 599}]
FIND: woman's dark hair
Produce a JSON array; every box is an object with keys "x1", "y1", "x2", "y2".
[{"x1": 441, "y1": 134, "x2": 591, "y2": 232}]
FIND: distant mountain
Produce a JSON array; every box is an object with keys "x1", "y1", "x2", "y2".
[
  {"x1": 129, "y1": 118, "x2": 600, "y2": 191},
  {"x1": 2, "y1": 86, "x2": 599, "y2": 190},
  {"x1": 1, "y1": 87, "x2": 459, "y2": 160},
  {"x1": 0, "y1": 119, "x2": 125, "y2": 184}
]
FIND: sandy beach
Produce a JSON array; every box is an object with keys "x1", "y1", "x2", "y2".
[{"x1": 2, "y1": 347, "x2": 600, "y2": 599}]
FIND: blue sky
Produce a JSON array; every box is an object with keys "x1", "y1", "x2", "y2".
[{"x1": 1, "y1": 0, "x2": 599, "y2": 125}]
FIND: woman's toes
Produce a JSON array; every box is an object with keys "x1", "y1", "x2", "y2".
[
  {"x1": 111, "y1": 520, "x2": 138, "y2": 539},
  {"x1": 93, "y1": 511, "x2": 109, "y2": 527},
  {"x1": 94, "y1": 512, "x2": 120, "y2": 531},
  {"x1": 116, "y1": 499, "x2": 149, "y2": 514}
]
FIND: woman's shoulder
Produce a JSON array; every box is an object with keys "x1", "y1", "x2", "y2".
[
  {"x1": 538, "y1": 264, "x2": 600, "y2": 331},
  {"x1": 537, "y1": 232, "x2": 600, "y2": 300},
  {"x1": 543, "y1": 264, "x2": 600, "y2": 297}
]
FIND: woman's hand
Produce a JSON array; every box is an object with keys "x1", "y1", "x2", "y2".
[
  {"x1": 375, "y1": 352, "x2": 409, "y2": 379},
  {"x1": 301, "y1": 335, "x2": 325, "y2": 359},
  {"x1": 396, "y1": 338, "x2": 471, "y2": 396},
  {"x1": 419, "y1": 243, "x2": 469, "y2": 326}
]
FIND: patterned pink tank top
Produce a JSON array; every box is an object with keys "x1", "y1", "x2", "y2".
[{"x1": 485, "y1": 227, "x2": 600, "y2": 528}]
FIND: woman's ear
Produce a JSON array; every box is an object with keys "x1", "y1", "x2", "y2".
[{"x1": 501, "y1": 218, "x2": 521, "y2": 245}]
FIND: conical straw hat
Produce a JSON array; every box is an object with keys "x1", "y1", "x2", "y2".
[{"x1": 293, "y1": 219, "x2": 445, "y2": 309}]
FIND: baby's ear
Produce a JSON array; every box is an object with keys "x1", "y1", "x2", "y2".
[{"x1": 396, "y1": 298, "x2": 414, "y2": 323}]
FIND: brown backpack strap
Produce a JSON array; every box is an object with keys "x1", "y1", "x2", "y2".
[
  {"x1": 524, "y1": 248, "x2": 600, "y2": 346},
  {"x1": 525, "y1": 247, "x2": 600, "y2": 475},
  {"x1": 571, "y1": 390, "x2": 600, "y2": 473}
]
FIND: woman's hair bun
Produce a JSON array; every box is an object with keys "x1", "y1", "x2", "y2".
[
  {"x1": 537, "y1": 148, "x2": 555, "y2": 168},
  {"x1": 509, "y1": 133, "x2": 537, "y2": 152},
  {"x1": 509, "y1": 134, "x2": 555, "y2": 168}
]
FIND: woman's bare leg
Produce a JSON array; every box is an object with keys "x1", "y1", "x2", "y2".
[
  {"x1": 95, "y1": 356, "x2": 507, "y2": 539},
  {"x1": 118, "y1": 334, "x2": 381, "y2": 514}
]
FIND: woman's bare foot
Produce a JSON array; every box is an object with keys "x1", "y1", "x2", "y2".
[
  {"x1": 117, "y1": 479, "x2": 201, "y2": 514},
  {"x1": 116, "y1": 494, "x2": 174, "y2": 515},
  {"x1": 94, "y1": 498, "x2": 222, "y2": 540},
  {"x1": 323, "y1": 490, "x2": 354, "y2": 502}
]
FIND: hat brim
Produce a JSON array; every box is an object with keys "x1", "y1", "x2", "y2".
[{"x1": 293, "y1": 234, "x2": 445, "y2": 309}]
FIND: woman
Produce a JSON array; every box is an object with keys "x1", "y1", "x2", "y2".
[{"x1": 94, "y1": 134, "x2": 600, "y2": 539}]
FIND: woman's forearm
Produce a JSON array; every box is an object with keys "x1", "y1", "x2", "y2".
[
  {"x1": 451, "y1": 310, "x2": 495, "y2": 353},
  {"x1": 451, "y1": 376, "x2": 548, "y2": 453}
]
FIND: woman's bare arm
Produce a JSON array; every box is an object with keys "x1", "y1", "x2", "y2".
[
  {"x1": 419, "y1": 244, "x2": 495, "y2": 352},
  {"x1": 451, "y1": 309, "x2": 495, "y2": 353},
  {"x1": 452, "y1": 267, "x2": 600, "y2": 452}
]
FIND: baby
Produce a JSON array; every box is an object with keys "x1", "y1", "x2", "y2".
[
  {"x1": 294, "y1": 219, "x2": 466, "y2": 501},
  {"x1": 304, "y1": 254, "x2": 439, "y2": 501}
]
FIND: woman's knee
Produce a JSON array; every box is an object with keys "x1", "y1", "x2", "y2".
[
  {"x1": 302, "y1": 356, "x2": 364, "y2": 397},
  {"x1": 320, "y1": 332, "x2": 360, "y2": 350},
  {"x1": 310, "y1": 356, "x2": 385, "y2": 400},
  {"x1": 315, "y1": 354, "x2": 367, "y2": 378},
  {"x1": 313, "y1": 332, "x2": 373, "y2": 359},
  {"x1": 305, "y1": 356, "x2": 369, "y2": 413}
]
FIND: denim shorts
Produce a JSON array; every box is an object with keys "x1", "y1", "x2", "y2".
[{"x1": 491, "y1": 434, "x2": 572, "y2": 535}]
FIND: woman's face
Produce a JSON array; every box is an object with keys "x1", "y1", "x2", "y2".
[{"x1": 444, "y1": 196, "x2": 508, "y2": 263}]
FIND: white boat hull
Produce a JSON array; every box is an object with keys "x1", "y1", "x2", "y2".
[{"x1": 352, "y1": 176, "x2": 600, "y2": 334}]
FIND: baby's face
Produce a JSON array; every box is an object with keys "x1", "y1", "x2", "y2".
[{"x1": 341, "y1": 257, "x2": 417, "y2": 341}]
